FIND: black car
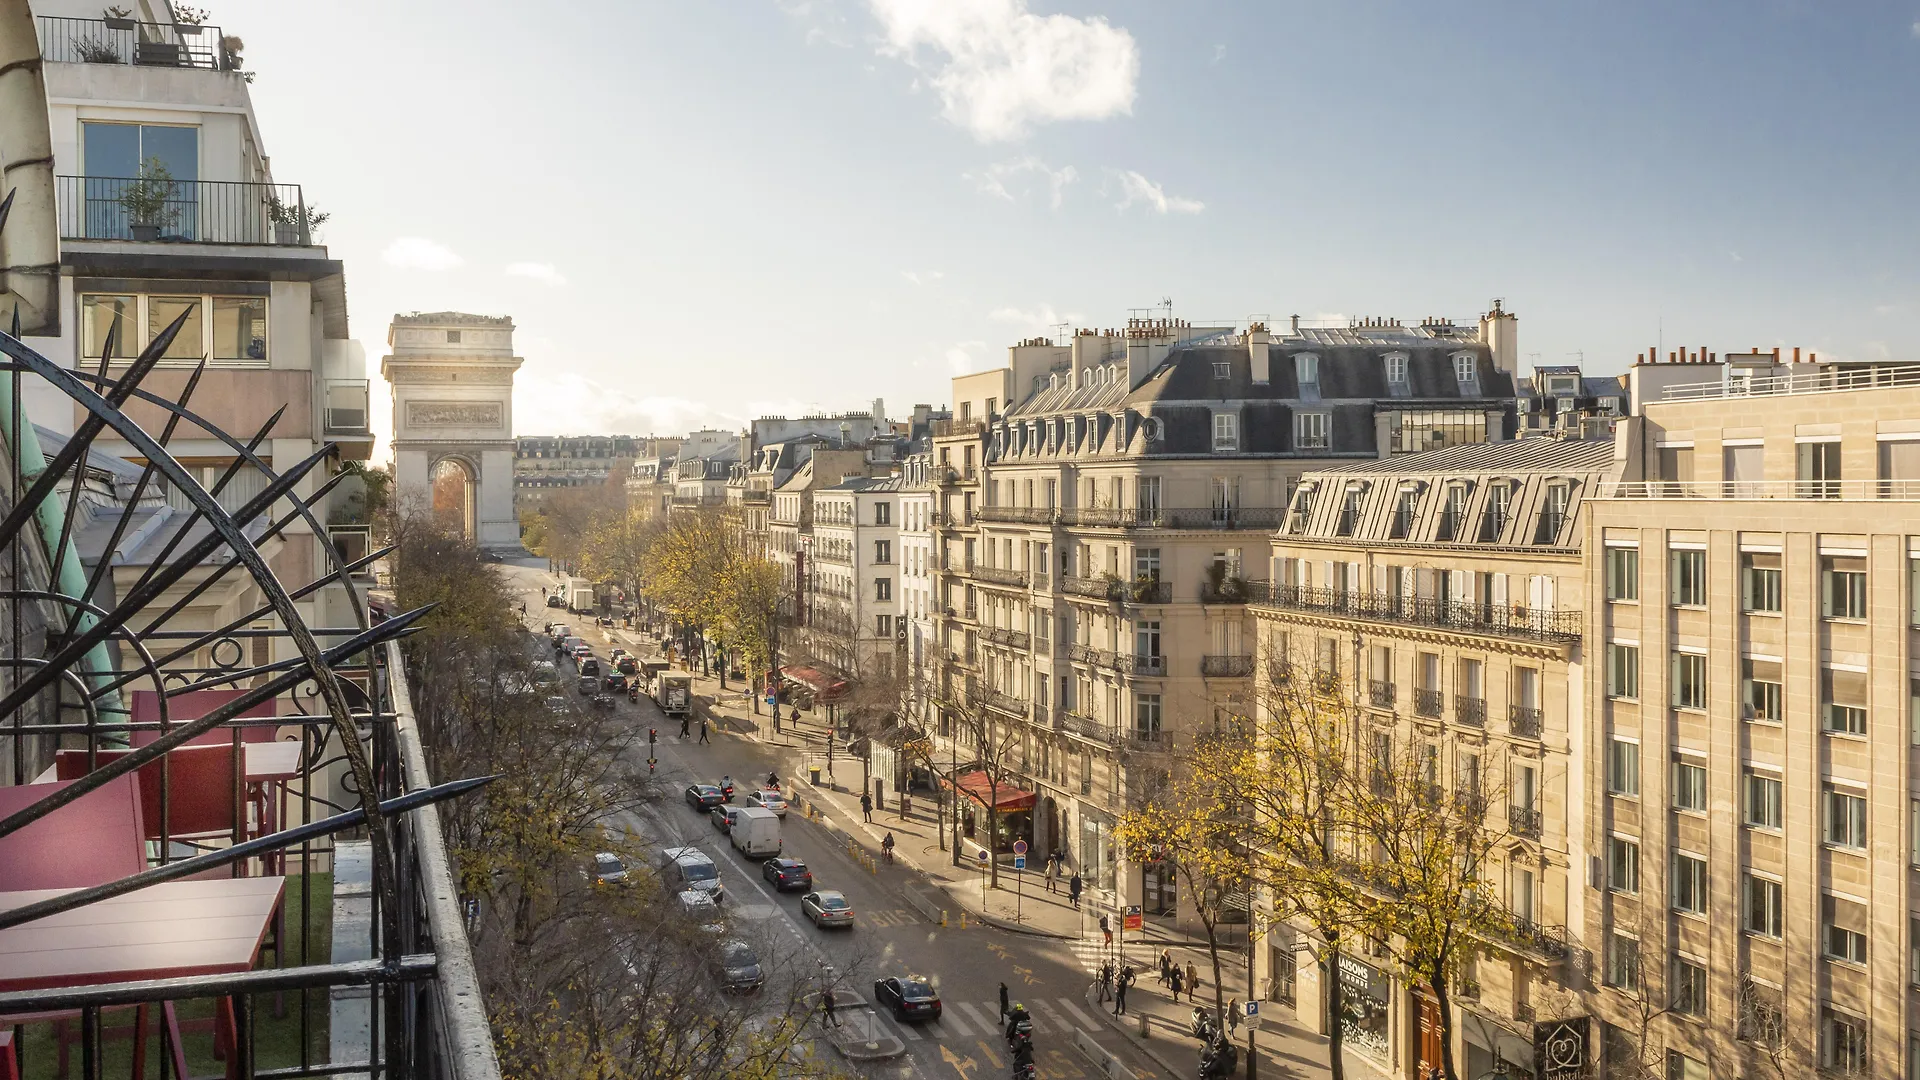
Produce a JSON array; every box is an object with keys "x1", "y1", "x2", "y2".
[
  {"x1": 575, "y1": 675, "x2": 597, "y2": 696},
  {"x1": 717, "y1": 939, "x2": 764, "y2": 993},
  {"x1": 684, "y1": 784, "x2": 726, "y2": 811},
  {"x1": 873, "y1": 977, "x2": 941, "y2": 1021},
  {"x1": 545, "y1": 595, "x2": 564, "y2": 608},
  {"x1": 761, "y1": 856, "x2": 812, "y2": 891},
  {"x1": 579, "y1": 658, "x2": 601, "y2": 678},
  {"x1": 603, "y1": 672, "x2": 627, "y2": 692}
]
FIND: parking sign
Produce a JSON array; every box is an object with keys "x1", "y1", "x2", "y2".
[{"x1": 1014, "y1": 855, "x2": 1026, "y2": 870}]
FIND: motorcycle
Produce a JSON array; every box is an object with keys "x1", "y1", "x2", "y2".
[
  {"x1": 1005, "y1": 1011, "x2": 1033, "y2": 1053},
  {"x1": 1198, "y1": 1035, "x2": 1239, "y2": 1079},
  {"x1": 1190, "y1": 1007, "x2": 1217, "y2": 1043}
]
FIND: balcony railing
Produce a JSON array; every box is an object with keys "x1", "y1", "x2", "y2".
[
  {"x1": 670, "y1": 493, "x2": 726, "y2": 506},
  {"x1": 324, "y1": 378, "x2": 370, "y2": 436},
  {"x1": 1603, "y1": 478, "x2": 1920, "y2": 501},
  {"x1": 57, "y1": 175, "x2": 320, "y2": 246},
  {"x1": 1057, "y1": 711, "x2": 1120, "y2": 746},
  {"x1": 1509, "y1": 804, "x2": 1542, "y2": 838},
  {"x1": 981, "y1": 688, "x2": 1029, "y2": 718},
  {"x1": 1131, "y1": 654, "x2": 1166, "y2": 677},
  {"x1": 983, "y1": 627, "x2": 1032, "y2": 651},
  {"x1": 813, "y1": 547, "x2": 854, "y2": 565},
  {"x1": 38, "y1": 15, "x2": 233, "y2": 69},
  {"x1": 1509, "y1": 704, "x2": 1543, "y2": 738},
  {"x1": 932, "y1": 418, "x2": 988, "y2": 438},
  {"x1": 1200, "y1": 577, "x2": 1250, "y2": 603},
  {"x1": 1455, "y1": 695, "x2": 1487, "y2": 726},
  {"x1": 1061, "y1": 574, "x2": 1114, "y2": 600},
  {"x1": 1658, "y1": 363, "x2": 1920, "y2": 401},
  {"x1": 973, "y1": 564, "x2": 1031, "y2": 588},
  {"x1": 1201, "y1": 655, "x2": 1254, "y2": 678},
  {"x1": 1413, "y1": 687, "x2": 1443, "y2": 718},
  {"x1": 741, "y1": 489, "x2": 771, "y2": 504},
  {"x1": 1495, "y1": 918, "x2": 1570, "y2": 961},
  {"x1": 1128, "y1": 727, "x2": 1170, "y2": 750},
  {"x1": 1245, "y1": 581, "x2": 1583, "y2": 644},
  {"x1": 1367, "y1": 679, "x2": 1396, "y2": 709},
  {"x1": 976, "y1": 506, "x2": 1059, "y2": 525}
]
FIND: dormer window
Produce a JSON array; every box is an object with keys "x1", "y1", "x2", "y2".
[
  {"x1": 1453, "y1": 353, "x2": 1480, "y2": 391},
  {"x1": 1213, "y1": 412, "x2": 1240, "y2": 452},
  {"x1": 1438, "y1": 482, "x2": 1470, "y2": 540},
  {"x1": 1390, "y1": 486, "x2": 1420, "y2": 539},
  {"x1": 1295, "y1": 354, "x2": 1321, "y2": 400},
  {"x1": 1536, "y1": 482, "x2": 1572, "y2": 544},
  {"x1": 1213, "y1": 362, "x2": 1232, "y2": 379},
  {"x1": 1479, "y1": 481, "x2": 1512, "y2": 542},
  {"x1": 1384, "y1": 353, "x2": 1409, "y2": 396},
  {"x1": 1336, "y1": 485, "x2": 1365, "y2": 537},
  {"x1": 1286, "y1": 485, "x2": 1317, "y2": 533}
]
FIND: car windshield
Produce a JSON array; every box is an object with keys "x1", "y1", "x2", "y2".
[
  {"x1": 820, "y1": 895, "x2": 849, "y2": 910},
  {"x1": 595, "y1": 855, "x2": 624, "y2": 873},
  {"x1": 722, "y1": 943, "x2": 756, "y2": 967},
  {"x1": 678, "y1": 861, "x2": 718, "y2": 882},
  {"x1": 902, "y1": 981, "x2": 934, "y2": 998}
]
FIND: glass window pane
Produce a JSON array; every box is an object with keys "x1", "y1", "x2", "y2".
[
  {"x1": 148, "y1": 296, "x2": 203, "y2": 360},
  {"x1": 81, "y1": 122, "x2": 140, "y2": 178},
  {"x1": 80, "y1": 294, "x2": 137, "y2": 359},
  {"x1": 138, "y1": 125, "x2": 199, "y2": 183},
  {"x1": 211, "y1": 297, "x2": 267, "y2": 361}
]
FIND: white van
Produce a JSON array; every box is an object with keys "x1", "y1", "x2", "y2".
[
  {"x1": 659, "y1": 846, "x2": 725, "y2": 903},
  {"x1": 728, "y1": 807, "x2": 782, "y2": 859}
]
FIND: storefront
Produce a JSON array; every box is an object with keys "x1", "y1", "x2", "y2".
[
  {"x1": 1461, "y1": 1010, "x2": 1540, "y2": 1079},
  {"x1": 1077, "y1": 809, "x2": 1116, "y2": 893},
  {"x1": 946, "y1": 770, "x2": 1034, "y2": 853},
  {"x1": 1335, "y1": 956, "x2": 1393, "y2": 1067}
]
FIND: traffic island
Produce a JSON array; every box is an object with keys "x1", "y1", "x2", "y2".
[{"x1": 810, "y1": 990, "x2": 906, "y2": 1061}]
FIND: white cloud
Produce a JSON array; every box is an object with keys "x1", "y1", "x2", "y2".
[
  {"x1": 901, "y1": 269, "x2": 945, "y2": 285},
  {"x1": 514, "y1": 372, "x2": 744, "y2": 436},
  {"x1": 381, "y1": 236, "x2": 463, "y2": 271},
  {"x1": 943, "y1": 340, "x2": 989, "y2": 375},
  {"x1": 964, "y1": 156, "x2": 1078, "y2": 207},
  {"x1": 1109, "y1": 169, "x2": 1204, "y2": 215},
  {"x1": 1211, "y1": 43, "x2": 1226, "y2": 64},
  {"x1": 1911, "y1": 19, "x2": 1920, "y2": 37},
  {"x1": 779, "y1": 0, "x2": 855, "y2": 47},
  {"x1": 989, "y1": 304, "x2": 1081, "y2": 327},
  {"x1": 869, "y1": 0, "x2": 1139, "y2": 141},
  {"x1": 505, "y1": 262, "x2": 568, "y2": 288}
]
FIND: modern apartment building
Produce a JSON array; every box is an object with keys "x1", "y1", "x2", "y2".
[
  {"x1": 931, "y1": 309, "x2": 1523, "y2": 909},
  {"x1": 1584, "y1": 362, "x2": 1920, "y2": 1080},
  {"x1": 1247, "y1": 437, "x2": 1613, "y2": 1080},
  {"x1": 512, "y1": 434, "x2": 636, "y2": 513},
  {"x1": 805, "y1": 477, "x2": 902, "y2": 678}
]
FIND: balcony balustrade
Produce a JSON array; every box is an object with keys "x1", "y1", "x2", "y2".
[
  {"x1": 39, "y1": 16, "x2": 234, "y2": 69},
  {"x1": 1368, "y1": 679, "x2": 1397, "y2": 709},
  {"x1": 1054, "y1": 506, "x2": 1287, "y2": 530},
  {"x1": 56, "y1": 174, "x2": 321, "y2": 246},
  {"x1": 981, "y1": 689, "x2": 1028, "y2": 718},
  {"x1": 1508, "y1": 804, "x2": 1542, "y2": 838},
  {"x1": 1413, "y1": 687, "x2": 1444, "y2": 718},
  {"x1": 976, "y1": 506, "x2": 1060, "y2": 525},
  {"x1": 1131, "y1": 654, "x2": 1166, "y2": 677},
  {"x1": 1509, "y1": 704, "x2": 1543, "y2": 739},
  {"x1": 973, "y1": 564, "x2": 1030, "y2": 588},
  {"x1": 324, "y1": 379, "x2": 370, "y2": 436},
  {"x1": 1200, "y1": 655, "x2": 1254, "y2": 678},
  {"x1": 1245, "y1": 580, "x2": 1583, "y2": 644},
  {"x1": 1199, "y1": 577, "x2": 1250, "y2": 603},
  {"x1": 1455, "y1": 695, "x2": 1487, "y2": 726},
  {"x1": 1057, "y1": 711, "x2": 1120, "y2": 745}
]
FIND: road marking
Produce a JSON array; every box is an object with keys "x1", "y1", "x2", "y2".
[
  {"x1": 1056, "y1": 996, "x2": 1102, "y2": 1030},
  {"x1": 1033, "y1": 998, "x2": 1072, "y2": 1033},
  {"x1": 973, "y1": 1039, "x2": 1002, "y2": 1069},
  {"x1": 938, "y1": 1045, "x2": 977, "y2": 1078},
  {"x1": 889, "y1": 1016, "x2": 921, "y2": 1041},
  {"x1": 954, "y1": 1002, "x2": 998, "y2": 1034},
  {"x1": 1044, "y1": 1047, "x2": 1091, "y2": 1079},
  {"x1": 939, "y1": 1010, "x2": 972, "y2": 1037},
  {"x1": 1011, "y1": 963, "x2": 1039, "y2": 987}
]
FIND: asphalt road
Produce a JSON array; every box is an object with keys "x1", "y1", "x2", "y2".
[{"x1": 499, "y1": 557, "x2": 1172, "y2": 1080}]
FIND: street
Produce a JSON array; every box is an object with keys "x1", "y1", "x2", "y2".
[{"x1": 500, "y1": 557, "x2": 1173, "y2": 1080}]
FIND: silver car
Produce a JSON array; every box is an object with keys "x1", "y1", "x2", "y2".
[{"x1": 801, "y1": 890, "x2": 854, "y2": 928}]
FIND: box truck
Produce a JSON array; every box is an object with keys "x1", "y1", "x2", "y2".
[
  {"x1": 655, "y1": 673, "x2": 692, "y2": 717},
  {"x1": 728, "y1": 807, "x2": 782, "y2": 858}
]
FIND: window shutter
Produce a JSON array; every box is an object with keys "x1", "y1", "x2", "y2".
[{"x1": 1825, "y1": 669, "x2": 1869, "y2": 706}]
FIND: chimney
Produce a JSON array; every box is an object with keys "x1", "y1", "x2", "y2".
[
  {"x1": 1248, "y1": 324, "x2": 1271, "y2": 385},
  {"x1": 1478, "y1": 301, "x2": 1518, "y2": 376},
  {"x1": 1792, "y1": 347, "x2": 1801, "y2": 364},
  {"x1": 1290, "y1": 314, "x2": 1300, "y2": 334}
]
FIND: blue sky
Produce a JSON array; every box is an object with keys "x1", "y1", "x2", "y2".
[{"x1": 236, "y1": 0, "x2": 1920, "y2": 444}]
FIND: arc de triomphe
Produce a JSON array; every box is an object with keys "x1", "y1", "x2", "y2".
[{"x1": 382, "y1": 312, "x2": 522, "y2": 550}]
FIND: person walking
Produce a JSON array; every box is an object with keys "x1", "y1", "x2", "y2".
[
  {"x1": 1158, "y1": 949, "x2": 1173, "y2": 987},
  {"x1": 1113, "y1": 965, "x2": 1131, "y2": 1016},
  {"x1": 1226, "y1": 997, "x2": 1242, "y2": 1036},
  {"x1": 998, "y1": 981, "x2": 1010, "y2": 1022},
  {"x1": 1186, "y1": 960, "x2": 1201, "y2": 1004},
  {"x1": 1096, "y1": 959, "x2": 1113, "y2": 1003},
  {"x1": 679, "y1": 714, "x2": 691, "y2": 738},
  {"x1": 860, "y1": 792, "x2": 873, "y2": 823},
  {"x1": 697, "y1": 717, "x2": 710, "y2": 744},
  {"x1": 821, "y1": 984, "x2": 841, "y2": 1029},
  {"x1": 1044, "y1": 854, "x2": 1059, "y2": 894},
  {"x1": 1068, "y1": 871, "x2": 1083, "y2": 910},
  {"x1": 1099, "y1": 912, "x2": 1113, "y2": 949},
  {"x1": 1169, "y1": 965, "x2": 1184, "y2": 1002}
]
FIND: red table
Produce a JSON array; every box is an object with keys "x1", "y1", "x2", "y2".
[{"x1": 0, "y1": 877, "x2": 286, "y2": 1080}]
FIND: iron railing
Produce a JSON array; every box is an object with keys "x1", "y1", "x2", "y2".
[
  {"x1": 1509, "y1": 704, "x2": 1543, "y2": 738},
  {"x1": 1057, "y1": 712, "x2": 1120, "y2": 746},
  {"x1": 976, "y1": 506, "x2": 1058, "y2": 525},
  {"x1": 1200, "y1": 577, "x2": 1250, "y2": 603},
  {"x1": 1658, "y1": 363, "x2": 1920, "y2": 401},
  {"x1": 57, "y1": 175, "x2": 317, "y2": 246},
  {"x1": 1603, "y1": 478, "x2": 1920, "y2": 501},
  {"x1": 1201, "y1": 655, "x2": 1254, "y2": 678},
  {"x1": 1245, "y1": 580, "x2": 1583, "y2": 643},
  {"x1": 1367, "y1": 680, "x2": 1396, "y2": 709},
  {"x1": 1413, "y1": 687, "x2": 1443, "y2": 718},
  {"x1": 1054, "y1": 506, "x2": 1286, "y2": 530},
  {"x1": 1509, "y1": 804, "x2": 1542, "y2": 838},
  {"x1": 669, "y1": 493, "x2": 726, "y2": 506},
  {"x1": 1131, "y1": 654, "x2": 1166, "y2": 677},
  {"x1": 972, "y1": 564, "x2": 1030, "y2": 588},
  {"x1": 38, "y1": 15, "x2": 232, "y2": 69},
  {"x1": 1060, "y1": 575, "x2": 1114, "y2": 600},
  {"x1": 1455, "y1": 695, "x2": 1487, "y2": 726},
  {"x1": 981, "y1": 689, "x2": 1028, "y2": 718}
]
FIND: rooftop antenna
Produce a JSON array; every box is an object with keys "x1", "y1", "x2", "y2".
[
  {"x1": 1568, "y1": 350, "x2": 1584, "y2": 365},
  {"x1": 1052, "y1": 321, "x2": 1069, "y2": 347}
]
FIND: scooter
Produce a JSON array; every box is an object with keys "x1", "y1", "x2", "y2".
[
  {"x1": 1190, "y1": 1007, "x2": 1217, "y2": 1044},
  {"x1": 1005, "y1": 1011, "x2": 1033, "y2": 1053}
]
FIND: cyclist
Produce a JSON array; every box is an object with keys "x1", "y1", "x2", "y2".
[{"x1": 881, "y1": 832, "x2": 895, "y2": 864}]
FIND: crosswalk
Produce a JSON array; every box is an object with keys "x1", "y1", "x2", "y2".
[{"x1": 859, "y1": 995, "x2": 1113, "y2": 1043}]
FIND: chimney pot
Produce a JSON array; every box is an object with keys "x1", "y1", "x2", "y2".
[{"x1": 1793, "y1": 347, "x2": 1801, "y2": 363}]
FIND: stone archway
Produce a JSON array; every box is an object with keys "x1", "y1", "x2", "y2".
[{"x1": 382, "y1": 312, "x2": 523, "y2": 549}]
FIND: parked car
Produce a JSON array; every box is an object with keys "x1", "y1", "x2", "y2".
[
  {"x1": 579, "y1": 658, "x2": 601, "y2": 678},
  {"x1": 728, "y1": 807, "x2": 782, "y2": 858},
  {"x1": 872, "y1": 977, "x2": 941, "y2": 1021},
  {"x1": 544, "y1": 696, "x2": 570, "y2": 715},
  {"x1": 603, "y1": 672, "x2": 627, "y2": 692},
  {"x1": 745, "y1": 789, "x2": 788, "y2": 817},
  {"x1": 590, "y1": 852, "x2": 629, "y2": 886},
  {"x1": 717, "y1": 939, "x2": 764, "y2": 993},
  {"x1": 615, "y1": 657, "x2": 639, "y2": 676},
  {"x1": 659, "y1": 846, "x2": 725, "y2": 903},
  {"x1": 545, "y1": 594, "x2": 564, "y2": 608},
  {"x1": 761, "y1": 857, "x2": 811, "y2": 891},
  {"x1": 684, "y1": 784, "x2": 726, "y2": 811},
  {"x1": 575, "y1": 676, "x2": 597, "y2": 696},
  {"x1": 710, "y1": 805, "x2": 744, "y2": 833},
  {"x1": 800, "y1": 890, "x2": 854, "y2": 928},
  {"x1": 675, "y1": 889, "x2": 726, "y2": 934}
]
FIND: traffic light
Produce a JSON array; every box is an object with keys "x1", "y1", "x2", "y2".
[{"x1": 648, "y1": 727, "x2": 657, "y2": 745}]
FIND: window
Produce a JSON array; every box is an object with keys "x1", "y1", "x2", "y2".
[
  {"x1": 1336, "y1": 487, "x2": 1362, "y2": 536},
  {"x1": 1213, "y1": 412, "x2": 1239, "y2": 451},
  {"x1": 1212, "y1": 361, "x2": 1231, "y2": 379},
  {"x1": 1669, "y1": 955, "x2": 1706, "y2": 1016},
  {"x1": 1479, "y1": 482, "x2": 1510, "y2": 541},
  {"x1": 1606, "y1": 643, "x2": 1639, "y2": 699},
  {"x1": 1823, "y1": 895, "x2": 1868, "y2": 965},
  {"x1": 1820, "y1": 1008, "x2": 1868, "y2": 1073},
  {"x1": 1438, "y1": 483, "x2": 1468, "y2": 540},
  {"x1": 1671, "y1": 652, "x2": 1707, "y2": 710},
  {"x1": 874, "y1": 540, "x2": 891, "y2": 564},
  {"x1": 1134, "y1": 548, "x2": 1161, "y2": 581},
  {"x1": 1822, "y1": 556, "x2": 1868, "y2": 619},
  {"x1": 1671, "y1": 852, "x2": 1707, "y2": 914},
  {"x1": 1742, "y1": 552, "x2": 1782, "y2": 612},
  {"x1": 1537, "y1": 483, "x2": 1571, "y2": 543},
  {"x1": 1453, "y1": 354, "x2": 1477, "y2": 385},
  {"x1": 1134, "y1": 620, "x2": 1161, "y2": 661},
  {"x1": 1605, "y1": 547, "x2": 1639, "y2": 601},
  {"x1": 1295, "y1": 353, "x2": 1319, "y2": 392},
  {"x1": 1913, "y1": 798, "x2": 1920, "y2": 864},
  {"x1": 1384, "y1": 353, "x2": 1408, "y2": 388},
  {"x1": 1672, "y1": 758, "x2": 1706, "y2": 812},
  {"x1": 1665, "y1": 1050, "x2": 1708, "y2": 1080},
  {"x1": 1607, "y1": 737, "x2": 1639, "y2": 795},
  {"x1": 80, "y1": 121, "x2": 200, "y2": 238},
  {"x1": 1605, "y1": 932, "x2": 1639, "y2": 989},
  {"x1": 1671, "y1": 549, "x2": 1706, "y2": 606},
  {"x1": 1824, "y1": 785, "x2": 1867, "y2": 849},
  {"x1": 875, "y1": 614, "x2": 892, "y2": 637},
  {"x1": 1294, "y1": 411, "x2": 1329, "y2": 450},
  {"x1": 1799, "y1": 440, "x2": 1842, "y2": 498},
  {"x1": 80, "y1": 294, "x2": 136, "y2": 359},
  {"x1": 1823, "y1": 669, "x2": 1868, "y2": 735},
  {"x1": 1135, "y1": 692, "x2": 1162, "y2": 741},
  {"x1": 1389, "y1": 488, "x2": 1418, "y2": 539},
  {"x1": 1742, "y1": 658, "x2": 1783, "y2": 723},
  {"x1": 874, "y1": 502, "x2": 891, "y2": 525},
  {"x1": 149, "y1": 295, "x2": 205, "y2": 361},
  {"x1": 1745, "y1": 874, "x2": 1783, "y2": 938},
  {"x1": 1745, "y1": 770, "x2": 1782, "y2": 829},
  {"x1": 211, "y1": 297, "x2": 267, "y2": 361},
  {"x1": 1607, "y1": 835, "x2": 1639, "y2": 893},
  {"x1": 874, "y1": 578, "x2": 892, "y2": 601}
]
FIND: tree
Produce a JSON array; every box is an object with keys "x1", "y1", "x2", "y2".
[
  {"x1": 1115, "y1": 733, "x2": 1260, "y2": 1026},
  {"x1": 948, "y1": 691, "x2": 1025, "y2": 884}
]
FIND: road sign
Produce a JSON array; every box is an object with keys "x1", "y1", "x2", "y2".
[
  {"x1": 1244, "y1": 1001, "x2": 1259, "y2": 1017},
  {"x1": 766, "y1": 694, "x2": 778, "y2": 705},
  {"x1": 1013, "y1": 855, "x2": 1026, "y2": 870},
  {"x1": 1012, "y1": 839, "x2": 1028, "y2": 856},
  {"x1": 976, "y1": 849, "x2": 989, "y2": 867},
  {"x1": 1122, "y1": 904, "x2": 1143, "y2": 931}
]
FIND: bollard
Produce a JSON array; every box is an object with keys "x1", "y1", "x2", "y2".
[
  {"x1": 940, "y1": 909, "x2": 948, "y2": 927},
  {"x1": 1138, "y1": 1012, "x2": 1149, "y2": 1039},
  {"x1": 959, "y1": 911, "x2": 967, "y2": 930}
]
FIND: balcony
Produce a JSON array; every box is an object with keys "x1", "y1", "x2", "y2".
[
  {"x1": 983, "y1": 627, "x2": 1032, "y2": 651},
  {"x1": 1413, "y1": 687, "x2": 1443, "y2": 718},
  {"x1": 324, "y1": 379, "x2": 371, "y2": 436},
  {"x1": 1199, "y1": 578, "x2": 1250, "y2": 604},
  {"x1": 1128, "y1": 727, "x2": 1171, "y2": 751},
  {"x1": 932, "y1": 418, "x2": 988, "y2": 438},
  {"x1": 1131, "y1": 654, "x2": 1166, "y2": 677},
  {"x1": 1508, "y1": 804, "x2": 1542, "y2": 838},
  {"x1": 741, "y1": 489, "x2": 772, "y2": 504},
  {"x1": 981, "y1": 688, "x2": 1029, "y2": 718},
  {"x1": 972, "y1": 564, "x2": 1030, "y2": 589},
  {"x1": 1454, "y1": 695, "x2": 1487, "y2": 726},
  {"x1": 1057, "y1": 711, "x2": 1120, "y2": 746},
  {"x1": 1602, "y1": 478, "x2": 1920, "y2": 501},
  {"x1": 1068, "y1": 643, "x2": 1113, "y2": 669},
  {"x1": 1055, "y1": 506, "x2": 1287, "y2": 530},
  {"x1": 1201, "y1": 655, "x2": 1254, "y2": 678},
  {"x1": 1509, "y1": 704, "x2": 1543, "y2": 739},
  {"x1": 1493, "y1": 918, "x2": 1570, "y2": 961},
  {"x1": 670, "y1": 494, "x2": 726, "y2": 506},
  {"x1": 976, "y1": 506, "x2": 1059, "y2": 525},
  {"x1": 57, "y1": 175, "x2": 322, "y2": 246},
  {"x1": 814, "y1": 547, "x2": 854, "y2": 566},
  {"x1": 1061, "y1": 574, "x2": 1115, "y2": 600},
  {"x1": 1245, "y1": 581, "x2": 1583, "y2": 645},
  {"x1": 1659, "y1": 362, "x2": 1920, "y2": 401},
  {"x1": 1368, "y1": 680, "x2": 1396, "y2": 709},
  {"x1": 38, "y1": 15, "x2": 234, "y2": 69}
]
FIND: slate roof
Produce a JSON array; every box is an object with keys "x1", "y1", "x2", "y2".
[{"x1": 1314, "y1": 437, "x2": 1618, "y2": 475}]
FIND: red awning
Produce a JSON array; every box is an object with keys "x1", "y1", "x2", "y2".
[
  {"x1": 783, "y1": 666, "x2": 848, "y2": 702},
  {"x1": 945, "y1": 769, "x2": 1037, "y2": 812}
]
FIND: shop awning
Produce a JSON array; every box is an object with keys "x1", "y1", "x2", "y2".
[
  {"x1": 945, "y1": 769, "x2": 1037, "y2": 812},
  {"x1": 783, "y1": 666, "x2": 848, "y2": 702}
]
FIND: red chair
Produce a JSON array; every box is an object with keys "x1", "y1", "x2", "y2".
[
  {"x1": 128, "y1": 688, "x2": 279, "y2": 745},
  {"x1": 55, "y1": 744, "x2": 251, "y2": 847},
  {"x1": 0, "y1": 775, "x2": 146, "y2": 890}
]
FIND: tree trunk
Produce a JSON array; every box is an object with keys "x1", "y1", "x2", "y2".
[
  {"x1": 987, "y1": 798, "x2": 1000, "y2": 888},
  {"x1": 1203, "y1": 914, "x2": 1226, "y2": 1022},
  {"x1": 1325, "y1": 939, "x2": 1346, "y2": 1080},
  {"x1": 1431, "y1": 973, "x2": 1460, "y2": 1080}
]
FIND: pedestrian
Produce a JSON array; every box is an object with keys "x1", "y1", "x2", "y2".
[
  {"x1": 1170, "y1": 966, "x2": 1183, "y2": 1001},
  {"x1": 821, "y1": 987, "x2": 841, "y2": 1028},
  {"x1": 1158, "y1": 949, "x2": 1173, "y2": 987},
  {"x1": 790, "y1": 705, "x2": 801, "y2": 725},
  {"x1": 1044, "y1": 854, "x2": 1058, "y2": 894},
  {"x1": 1186, "y1": 960, "x2": 1200, "y2": 1003},
  {"x1": 1099, "y1": 912, "x2": 1113, "y2": 948},
  {"x1": 1096, "y1": 959, "x2": 1113, "y2": 1002},
  {"x1": 1227, "y1": 997, "x2": 1241, "y2": 1035},
  {"x1": 1068, "y1": 871, "x2": 1082, "y2": 910},
  {"x1": 999, "y1": 981, "x2": 1010, "y2": 1022},
  {"x1": 860, "y1": 792, "x2": 873, "y2": 823},
  {"x1": 679, "y1": 715, "x2": 690, "y2": 738},
  {"x1": 697, "y1": 717, "x2": 710, "y2": 744},
  {"x1": 1113, "y1": 966, "x2": 1131, "y2": 1016}
]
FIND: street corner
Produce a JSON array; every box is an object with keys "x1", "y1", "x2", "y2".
[{"x1": 823, "y1": 1008, "x2": 908, "y2": 1061}]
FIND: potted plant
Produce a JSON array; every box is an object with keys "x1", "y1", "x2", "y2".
[
  {"x1": 117, "y1": 158, "x2": 180, "y2": 241},
  {"x1": 102, "y1": 5, "x2": 135, "y2": 29},
  {"x1": 265, "y1": 194, "x2": 327, "y2": 244}
]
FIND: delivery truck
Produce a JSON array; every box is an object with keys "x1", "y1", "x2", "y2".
[
  {"x1": 728, "y1": 806, "x2": 782, "y2": 858},
  {"x1": 655, "y1": 673, "x2": 692, "y2": 718},
  {"x1": 568, "y1": 579, "x2": 596, "y2": 613}
]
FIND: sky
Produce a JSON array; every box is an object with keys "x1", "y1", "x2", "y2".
[{"x1": 233, "y1": 0, "x2": 1920, "y2": 452}]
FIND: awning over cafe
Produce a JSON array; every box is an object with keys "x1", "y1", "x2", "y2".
[
  {"x1": 945, "y1": 769, "x2": 1037, "y2": 812},
  {"x1": 783, "y1": 666, "x2": 848, "y2": 702}
]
